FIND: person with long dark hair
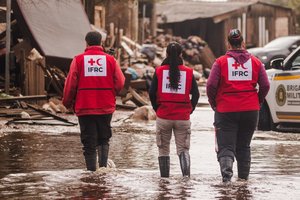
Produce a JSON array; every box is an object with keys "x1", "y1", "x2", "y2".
[{"x1": 149, "y1": 42, "x2": 200, "y2": 177}]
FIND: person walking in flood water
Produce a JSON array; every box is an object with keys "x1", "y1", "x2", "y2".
[
  {"x1": 206, "y1": 29, "x2": 270, "y2": 183},
  {"x1": 149, "y1": 42, "x2": 199, "y2": 177},
  {"x1": 63, "y1": 31, "x2": 125, "y2": 171}
]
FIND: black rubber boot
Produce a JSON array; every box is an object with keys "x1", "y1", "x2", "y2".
[
  {"x1": 84, "y1": 154, "x2": 97, "y2": 171},
  {"x1": 158, "y1": 156, "x2": 170, "y2": 178},
  {"x1": 238, "y1": 161, "x2": 250, "y2": 180},
  {"x1": 179, "y1": 151, "x2": 190, "y2": 177},
  {"x1": 98, "y1": 144, "x2": 109, "y2": 167},
  {"x1": 219, "y1": 157, "x2": 233, "y2": 183}
]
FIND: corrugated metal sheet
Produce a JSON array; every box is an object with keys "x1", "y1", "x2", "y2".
[
  {"x1": 12, "y1": 0, "x2": 92, "y2": 69},
  {"x1": 157, "y1": 0, "x2": 254, "y2": 23}
]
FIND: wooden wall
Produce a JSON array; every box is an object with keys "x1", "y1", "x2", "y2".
[
  {"x1": 24, "y1": 59, "x2": 45, "y2": 96},
  {"x1": 160, "y1": 2, "x2": 295, "y2": 57},
  {"x1": 98, "y1": 0, "x2": 139, "y2": 42}
]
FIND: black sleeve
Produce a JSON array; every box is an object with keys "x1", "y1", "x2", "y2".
[
  {"x1": 149, "y1": 72, "x2": 158, "y2": 111},
  {"x1": 190, "y1": 75, "x2": 200, "y2": 113}
]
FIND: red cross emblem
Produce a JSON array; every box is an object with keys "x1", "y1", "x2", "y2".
[
  {"x1": 232, "y1": 61, "x2": 247, "y2": 69},
  {"x1": 88, "y1": 58, "x2": 96, "y2": 66},
  {"x1": 88, "y1": 58, "x2": 102, "y2": 66}
]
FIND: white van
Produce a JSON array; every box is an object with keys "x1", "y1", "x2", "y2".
[{"x1": 258, "y1": 46, "x2": 300, "y2": 131}]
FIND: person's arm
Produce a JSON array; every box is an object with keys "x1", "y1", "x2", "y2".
[
  {"x1": 113, "y1": 58, "x2": 125, "y2": 94},
  {"x1": 206, "y1": 61, "x2": 221, "y2": 110},
  {"x1": 257, "y1": 64, "x2": 270, "y2": 104},
  {"x1": 190, "y1": 75, "x2": 200, "y2": 113},
  {"x1": 62, "y1": 58, "x2": 79, "y2": 109},
  {"x1": 149, "y1": 72, "x2": 158, "y2": 111}
]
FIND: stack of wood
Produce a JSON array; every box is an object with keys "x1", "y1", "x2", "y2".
[
  {"x1": 2, "y1": 21, "x2": 214, "y2": 112},
  {"x1": 182, "y1": 36, "x2": 215, "y2": 68},
  {"x1": 0, "y1": 96, "x2": 76, "y2": 126},
  {"x1": 107, "y1": 32, "x2": 216, "y2": 108}
]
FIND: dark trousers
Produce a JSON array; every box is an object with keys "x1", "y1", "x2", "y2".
[
  {"x1": 214, "y1": 111, "x2": 258, "y2": 163},
  {"x1": 78, "y1": 114, "x2": 112, "y2": 157}
]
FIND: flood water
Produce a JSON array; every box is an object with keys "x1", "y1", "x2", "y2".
[{"x1": 0, "y1": 107, "x2": 299, "y2": 199}]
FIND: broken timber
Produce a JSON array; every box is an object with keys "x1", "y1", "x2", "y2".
[
  {"x1": 5, "y1": 103, "x2": 77, "y2": 126},
  {"x1": 26, "y1": 103, "x2": 77, "y2": 125},
  {"x1": 0, "y1": 95, "x2": 47, "y2": 102}
]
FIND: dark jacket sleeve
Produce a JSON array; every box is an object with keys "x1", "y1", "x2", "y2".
[
  {"x1": 206, "y1": 61, "x2": 221, "y2": 110},
  {"x1": 190, "y1": 75, "x2": 200, "y2": 113},
  {"x1": 62, "y1": 58, "x2": 78, "y2": 109},
  {"x1": 257, "y1": 64, "x2": 270, "y2": 104},
  {"x1": 149, "y1": 72, "x2": 158, "y2": 111}
]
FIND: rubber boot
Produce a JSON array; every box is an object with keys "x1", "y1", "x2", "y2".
[
  {"x1": 158, "y1": 156, "x2": 170, "y2": 177},
  {"x1": 98, "y1": 144, "x2": 109, "y2": 167},
  {"x1": 179, "y1": 151, "x2": 190, "y2": 177},
  {"x1": 219, "y1": 157, "x2": 233, "y2": 183},
  {"x1": 84, "y1": 154, "x2": 97, "y2": 171},
  {"x1": 238, "y1": 161, "x2": 250, "y2": 180}
]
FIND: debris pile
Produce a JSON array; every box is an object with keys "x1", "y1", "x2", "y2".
[{"x1": 0, "y1": 1, "x2": 215, "y2": 122}]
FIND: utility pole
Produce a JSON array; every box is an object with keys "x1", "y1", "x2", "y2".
[{"x1": 5, "y1": 0, "x2": 11, "y2": 94}]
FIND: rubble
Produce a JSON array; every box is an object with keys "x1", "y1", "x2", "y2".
[{"x1": 0, "y1": 1, "x2": 215, "y2": 122}]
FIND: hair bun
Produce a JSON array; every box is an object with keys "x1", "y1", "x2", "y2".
[{"x1": 228, "y1": 29, "x2": 241, "y2": 40}]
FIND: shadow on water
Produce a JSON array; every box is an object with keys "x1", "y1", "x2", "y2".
[
  {"x1": 0, "y1": 132, "x2": 84, "y2": 179},
  {"x1": 0, "y1": 108, "x2": 300, "y2": 199},
  {"x1": 212, "y1": 181, "x2": 253, "y2": 200}
]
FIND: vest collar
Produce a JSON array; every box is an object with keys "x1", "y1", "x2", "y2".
[{"x1": 85, "y1": 46, "x2": 104, "y2": 52}]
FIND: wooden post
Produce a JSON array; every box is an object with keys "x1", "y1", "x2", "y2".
[
  {"x1": 118, "y1": 28, "x2": 124, "y2": 47},
  {"x1": 150, "y1": 0, "x2": 157, "y2": 37},
  {"x1": 94, "y1": 6, "x2": 105, "y2": 29},
  {"x1": 5, "y1": 0, "x2": 11, "y2": 94},
  {"x1": 141, "y1": 4, "x2": 146, "y2": 43},
  {"x1": 84, "y1": 0, "x2": 95, "y2": 24},
  {"x1": 102, "y1": 0, "x2": 138, "y2": 42},
  {"x1": 108, "y1": 22, "x2": 115, "y2": 48},
  {"x1": 130, "y1": 0, "x2": 138, "y2": 42}
]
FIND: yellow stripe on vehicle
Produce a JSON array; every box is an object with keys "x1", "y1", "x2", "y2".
[
  {"x1": 274, "y1": 75, "x2": 300, "y2": 81},
  {"x1": 277, "y1": 115, "x2": 300, "y2": 120}
]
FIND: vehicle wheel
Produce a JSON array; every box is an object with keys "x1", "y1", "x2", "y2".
[{"x1": 258, "y1": 103, "x2": 278, "y2": 131}]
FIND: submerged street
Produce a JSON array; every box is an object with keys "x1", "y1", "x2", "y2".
[{"x1": 0, "y1": 106, "x2": 299, "y2": 199}]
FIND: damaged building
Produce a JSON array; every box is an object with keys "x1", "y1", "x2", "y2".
[{"x1": 156, "y1": 0, "x2": 296, "y2": 57}]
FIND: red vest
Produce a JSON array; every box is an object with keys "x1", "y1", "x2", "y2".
[
  {"x1": 216, "y1": 55, "x2": 261, "y2": 112},
  {"x1": 74, "y1": 47, "x2": 116, "y2": 112},
  {"x1": 156, "y1": 65, "x2": 193, "y2": 120}
]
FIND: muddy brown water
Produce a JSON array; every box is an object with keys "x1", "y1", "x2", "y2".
[{"x1": 0, "y1": 107, "x2": 299, "y2": 199}]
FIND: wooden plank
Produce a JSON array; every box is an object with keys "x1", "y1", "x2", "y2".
[
  {"x1": 36, "y1": 59, "x2": 45, "y2": 96},
  {"x1": 36, "y1": 60, "x2": 63, "y2": 96},
  {"x1": 26, "y1": 103, "x2": 77, "y2": 125},
  {"x1": 121, "y1": 41, "x2": 134, "y2": 57},
  {"x1": 130, "y1": 79, "x2": 147, "y2": 90},
  {"x1": 129, "y1": 87, "x2": 148, "y2": 107},
  {"x1": 0, "y1": 95, "x2": 47, "y2": 102},
  {"x1": 6, "y1": 120, "x2": 76, "y2": 126},
  {"x1": 122, "y1": 36, "x2": 142, "y2": 50},
  {"x1": 0, "y1": 110, "x2": 40, "y2": 117}
]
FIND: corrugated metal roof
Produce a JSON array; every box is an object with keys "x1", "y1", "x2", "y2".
[
  {"x1": 12, "y1": 0, "x2": 92, "y2": 69},
  {"x1": 156, "y1": 0, "x2": 275, "y2": 23}
]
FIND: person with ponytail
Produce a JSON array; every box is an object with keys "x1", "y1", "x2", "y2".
[{"x1": 149, "y1": 42, "x2": 199, "y2": 178}]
